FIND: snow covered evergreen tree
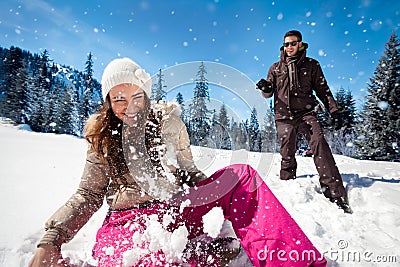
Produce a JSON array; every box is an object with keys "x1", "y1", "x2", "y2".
[
  {"x1": 76, "y1": 52, "x2": 102, "y2": 135},
  {"x1": 242, "y1": 120, "x2": 250, "y2": 150},
  {"x1": 0, "y1": 46, "x2": 29, "y2": 124},
  {"x1": 47, "y1": 79, "x2": 63, "y2": 133},
  {"x1": 208, "y1": 109, "x2": 219, "y2": 148},
  {"x1": 188, "y1": 62, "x2": 211, "y2": 146},
  {"x1": 229, "y1": 121, "x2": 240, "y2": 149},
  {"x1": 329, "y1": 86, "x2": 358, "y2": 132},
  {"x1": 175, "y1": 92, "x2": 186, "y2": 123},
  {"x1": 232, "y1": 120, "x2": 250, "y2": 150},
  {"x1": 342, "y1": 88, "x2": 357, "y2": 131},
  {"x1": 82, "y1": 52, "x2": 94, "y2": 120},
  {"x1": 261, "y1": 101, "x2": 276, "y2": 152},
  {"x1": 0, "y1": 45, "x2": 102, "y2": 136},
  {"x1": 0, "y1": 47, "x2": 6, "y2": 99},
  {"x1": 208, "y1": 104, "x2": 231, "y2": 150},
  {"x1": 151, "y1": 69, "x2": 167, "y2": 102},
  {"x1": 324, "y1": 86, "x2": 358, "y2": 156},
  {"x1": 229, "y1": 120, "x2": 250, "y2": 150},
  {"x1": 30, "y1": 50, "x2": 52, "y2": 132},
  {"x1": 57, "y1": 85, "x2": 79, "y2": 135},
  {"x1": 355, "y1": 32, "x2": 400, "y2": 161},
  {"x1": 217, "y1": 104, "x2": 231, "y2": 150},
  {"x1": 248, "y1": 107, "x2": 261, "y2": 152}
]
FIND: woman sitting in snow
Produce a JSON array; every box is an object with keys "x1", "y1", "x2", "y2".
[{"x1": 29, "y1": 57, "x2": 327, "y2": 267}]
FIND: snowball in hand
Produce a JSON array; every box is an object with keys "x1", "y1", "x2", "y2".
[{"x1": 202, "y1": 206, "x2": 224, "y2": 238}]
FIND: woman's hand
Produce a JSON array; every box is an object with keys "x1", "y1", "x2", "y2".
[{"x1": 28, "y1": 244, "x2": 69, "y2": 267}]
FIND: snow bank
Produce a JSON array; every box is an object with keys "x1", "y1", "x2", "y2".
[{"x1": 0, "y1": 124, "x2": 399, "y2": 266}]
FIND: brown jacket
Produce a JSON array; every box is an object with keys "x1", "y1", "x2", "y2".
[
  {"x1": 38, "y1": 102, "x2": 206, "y2": 248},
  {"x1": 263, "y1": 43, "x2": 338, "y2": 120}
]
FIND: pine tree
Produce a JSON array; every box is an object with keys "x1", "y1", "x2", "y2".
[
  {"x1": 261, "y1": 101, "x2": 276, "y2": 152},
  {"x1": 230, "y1": 121, "x2": 240, "y2": 149},
  {"x1": 47, "y1": 79, "x2": 63, "y2": 133},
  {"x1": 78, "y1": 53, "x2": 102, "y2": 135},
  {"x1": 82, "y1": 52, "x2": 94, "y2": 121},
  {"x1": 241, "y1": 120, "x2": 250, "y2": 150},
  {"x1": 208, "y1": 104, "x2": 232, "y2": 150},
  {"x1": 0, "y1": 45, "x2": 103, "y2": 135},
  {"x1": 331, "y1": 87, "x2": 346, "y2": 130},
  {"x1": 151, "y1": 69, "x2": 167, "y2": 102},
  {"x1": 29, "y1": 50, "x2": 52, "y2": 132},
  {"x1": 218, "y1": 104, "x2": 231, "y2": 150},
  {"x1": 248, "y1": 107, "x2": 261, "y2": 152},
  {"x1": 343, "y1": 88, "x2": 357, "y2": 130},
  {"x1": 57, "y1": 85, "x2": 79, "y2": 135},
  {"x1": 324, "y1": 87, "x2": 358, "y2": 156},
  {"x1": 356, "y1": 32, "x2": 400, "y2": 161},
  {"x1": 175, "y1": 92, "x2": 186, "y2": 123},
  {"x1": 188, "y1": 62, "x2": 211, "y2": 146},
  {"x1": 0, "y1": 46, "x2": 29, "y2": 123},
  {"x1": 0, "y1": 48, "x2": 7, "y2": 100},
  {"x1": 330, "y1": 86, "x2": 357, "y2": 132},
  {"x1": 230, "y1": 120, "x2": 250, "y2": 150},
  {"x1": 208, "y1": 109, "x2": 219, "y2": 148}
]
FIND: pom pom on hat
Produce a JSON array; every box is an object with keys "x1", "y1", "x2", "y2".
[{"x1": 101, "y1": 58, "x2": 152, "y2": 100}]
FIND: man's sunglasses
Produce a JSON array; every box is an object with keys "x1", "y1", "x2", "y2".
[{"x1": 283, "y1": 41, "x2": 299, "y2": 47}]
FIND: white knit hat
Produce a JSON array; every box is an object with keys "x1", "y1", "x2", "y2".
[{"x1": 101, "y1": 58, "x2": 152, "y2": 100}]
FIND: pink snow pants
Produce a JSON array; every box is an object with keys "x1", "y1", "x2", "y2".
[{"x1": 93, "y1": 164, "x2": 327, "y2": 267}]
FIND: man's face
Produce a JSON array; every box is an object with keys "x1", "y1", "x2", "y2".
[{"x1": 284, "y1": 35, "x2": 302, "y2": 57}]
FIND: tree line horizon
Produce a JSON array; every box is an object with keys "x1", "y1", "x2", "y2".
[{"x1": 0, "y1": 32, "x2": 399, "y2": 161}]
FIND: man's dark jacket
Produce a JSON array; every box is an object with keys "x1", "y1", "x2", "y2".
[{"x1": 263, "y1": 43, "x2": 338, "y2": 120}]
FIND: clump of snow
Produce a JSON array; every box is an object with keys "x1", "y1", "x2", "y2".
[
  {"x1": 104, "y1": 246, "x2": 115, "y2": 256},
  {"x1": 122, "y1": 213, "x2": 189, "y2": 266},
  {"x1": 202, "y1": 206, "x2": 225, "y2": 238},
  {"x1": 179, "y1": 199, "x2": 191, "y2": 213}
]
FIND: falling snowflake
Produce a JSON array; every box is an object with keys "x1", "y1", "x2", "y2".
[{"x1": 377, "y1": 101, "x2": 389, "y2": 110}]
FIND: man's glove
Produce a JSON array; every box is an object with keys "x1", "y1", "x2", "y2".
[{"x1": 256, "y1": 78, "x2": 273, "y2": 93}]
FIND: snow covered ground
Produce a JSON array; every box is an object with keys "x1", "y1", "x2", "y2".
[{"x1": 0, "y1": 123, "x2": 399, "y2": 266}]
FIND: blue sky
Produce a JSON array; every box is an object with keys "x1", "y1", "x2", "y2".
[{"x1": 1, "y1": 0, "x2": 399, "y2": 119}]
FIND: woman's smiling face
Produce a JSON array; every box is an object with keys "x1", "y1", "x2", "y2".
[{"x1": 108, "y1": 83, "x2": 146, "y2": 126}]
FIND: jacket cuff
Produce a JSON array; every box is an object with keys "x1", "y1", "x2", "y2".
[{"x1": 37, "y1": 228, "x2": 67, "y2": 250}]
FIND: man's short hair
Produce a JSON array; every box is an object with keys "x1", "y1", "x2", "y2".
[{"x1": 284, "y1": 30, "x2": 302, "y2": 41}]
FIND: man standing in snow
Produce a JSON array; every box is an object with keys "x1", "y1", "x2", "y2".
[{"x1": 256, "y1": 30, "x2": 352, "y2": 214}]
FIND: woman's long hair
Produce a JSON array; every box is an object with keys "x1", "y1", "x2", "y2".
[{"x1": 84, "y1": 95, "x2": 151, "y2": 184}]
